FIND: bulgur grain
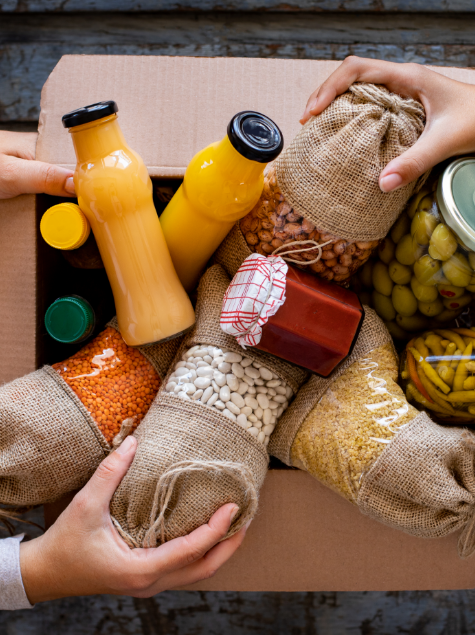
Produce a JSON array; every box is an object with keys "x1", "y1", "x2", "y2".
[{"x1": 290, "y1": 343, "x2": 419, "y2": 502}]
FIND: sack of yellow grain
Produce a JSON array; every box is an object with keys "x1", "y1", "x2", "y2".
[
  {"x1": 215, "y1": 83, "x2": 426, "y2": 283},
  {"x1": 0, "y1": 319, "x2": 181, "y2": 518},
  {"x1": 269, "y1": 308, "x2": 475, "y2": 559},
  {"x1": 110, "y1": 265, "x2": 309, "y2": 548}
]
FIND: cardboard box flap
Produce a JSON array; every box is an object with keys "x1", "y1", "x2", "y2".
[{"x1": 37, "y1": 55, "x2": 341, "y2": 176}]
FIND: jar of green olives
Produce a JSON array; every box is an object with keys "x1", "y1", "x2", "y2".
[{"x1": 355, "y1": 157, "x2": 475, "y2": 339}]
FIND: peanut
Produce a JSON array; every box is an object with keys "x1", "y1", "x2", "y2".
[
  {"x1": 258, "y1": 230, "x2": 273, "y2": 243},
  {"x1": 284, "y1": 223, "x2": 303, "y2": 237},
  {"x1": 333, "y1": 240, "x2": 347, "y2": 255},
  {"x1": 286, "y1": 210, "x2": 302, "y2": 223},
  {"x1": 302, "y1": 218, "x2": 316, "y2": 234},
  {"x1": 245, "y1": 232, "x2": 259, "y2": 246},
  {"x1": 321, "y1": 250, "x2": 336, "y2": 260}
]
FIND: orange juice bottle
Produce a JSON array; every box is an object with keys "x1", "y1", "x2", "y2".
[
  {"x1": 62, "y1": 101, "x2": 195, "y2": 347},
  {"x1": 160, "y1": 111, "x2": 283, "y2": 292}
]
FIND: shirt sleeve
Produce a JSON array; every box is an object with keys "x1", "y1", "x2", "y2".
[{"x1": 0, "y1": 534, "x2": 34, "y2": 610}]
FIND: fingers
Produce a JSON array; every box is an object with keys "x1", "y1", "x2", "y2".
[
  {"x1": 149, "y1": 523, "x2": 249, "y2": 594},
  {"x1": 300, "y1": 57, "x2": 430, "y2": 124},
  {"x1": 1, "y1": 156, "x2": 75, "y2": 199},
  {"x1": 75, "y1": 436, "x2": 137, "y2": 514},
  {"x1": 149, "y1": 503, "x2": 239, "y2": 575},
  {"x1": 0, "y1": 131, "x2": 38, "y2": 160}
]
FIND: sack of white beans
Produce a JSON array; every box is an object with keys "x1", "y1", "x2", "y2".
[
  {"x1": 214, "y1": 83, "x2": 427, "y2": 283},
  {"x1": 110, "y1": 265, "x2": 309, "y2": 548}
]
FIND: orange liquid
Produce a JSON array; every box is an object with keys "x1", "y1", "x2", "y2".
[
  {"x1": 160, "y1": 136, "x2": 266, "y2": 292},
  {"x1": 69, "y1": 114, "x2": 195, "y2": 346}
]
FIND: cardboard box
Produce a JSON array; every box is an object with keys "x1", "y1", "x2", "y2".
[{"x1": 4, "y1": 55, "x2": 475, "y2": 591}]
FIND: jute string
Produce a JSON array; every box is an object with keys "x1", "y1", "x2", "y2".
[
  {"x1": 271, "y1": 239, "x2": 333, "y2": 266},
  {"x1": 143, "y1": 460, "x2": 258, "y2": 548},
  {"x1": 349, "y1": 83, "x2": 425, "y2": 128}
]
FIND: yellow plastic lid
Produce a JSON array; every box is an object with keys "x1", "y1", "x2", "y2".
[{"x1": 40, "y1": 203, "x2": 90, "y2": 250}]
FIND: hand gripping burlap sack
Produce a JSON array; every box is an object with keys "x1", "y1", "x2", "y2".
[
  {"x1": 110, "y1": 264, "x2": 309, "y2": 548},
  {"x1": 0, "y1": 318, "x2": 181, "y2": 521},
  {"x1": 215, "y1": 82, "x2": 426, "y2": 284},
  {"x1": 269, "y1": 307, "x2": 475, "y2": 559}
]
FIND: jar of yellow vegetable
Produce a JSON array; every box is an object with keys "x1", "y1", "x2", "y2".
[
  {"x1": 400, "y1": 328, "x2": 475, "y2": 422},
  {"x1": 355, "y1": 157, "x2": 475, "y2": 338}
]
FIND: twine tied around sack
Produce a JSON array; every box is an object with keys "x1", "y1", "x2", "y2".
[
  {"x1": 271, "y1": 239, "x2": 333, "y2": 266},
  {"x1": 349, "y1": 83, "x2": 425, "y2": 131},
  {"x1": 143, "y1": 460, "x2": 259, "y2": 548},
  {"x1": 111, "y1": 418, "x2": 135, "y2": 451}
]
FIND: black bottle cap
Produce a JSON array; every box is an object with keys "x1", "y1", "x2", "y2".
[
  {"x1": 227, "y1": 111, "x2": 283, "y2": 163},
  {"x1": 62, "y1": 101, "x2": 118, "y2": 129}
]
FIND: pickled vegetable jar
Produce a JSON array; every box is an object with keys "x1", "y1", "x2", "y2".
[
  {"x1": 400, "y1": 328, "x2": 475, "y2": 422},
  {"x1": 355, "y1": 158, "x2": 475, "y2": 338}
]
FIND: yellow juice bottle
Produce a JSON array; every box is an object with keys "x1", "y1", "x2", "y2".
[
  {"x1": 160, "y1": 111, "x2": 283, "y2": 292},
  {"x1": 62, "y1": 101, "x2": 195, "y2": 347}
]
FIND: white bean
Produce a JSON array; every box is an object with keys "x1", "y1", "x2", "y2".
[
  {"x1": 266, "y1": 379, "x2": 281, "y2": 388},
  {"x1": 277, "y1": 407, "x2": 283, "y2": 418},
  {"x1": 276, "y1": 386, "x2": 287, "y2": 395},
  {"x1": 252, "y1": 361, "x2": 262, "y2": 369},
  {"x1": 268, "y1": 388, "x2": 277, "y2": 397},
  {"x1": 237, "y1": 414, "x2": 248, "y2": 428},
  {"x1": 254, "y1": 378, "x2": 264, "y2": 386},
  {"x1": 218, "y1": 362, "x2": 232, "y2": 374},
  {"x1": 186, "y1": 362, "x2": 197, "y2": 370},
  {"x1": 241, "y1": 358, "x2": 253, "y2": 367},
  {"x1": 174, "y1": 385, "x2": 182, "y2": 393},
  {"x1": 242, "y1": 376, "x2": 255, "y2": 387},
  {"x1": 223, "y1": 408, "x2": 237, "y2": 421},
  {"x1": 194, "y1": 348, "x2": 209, "y2": 357},
  {"x1": 224, "y1": 352, "x2": 243, "y2": 363},
  {"x1": 256, "y1": 386, "x2": 268, "y2": 394},
  {"x1": 259, "y1": 366, "x2": 273, "y2": 381},
  {"x1": 183, "y1": 383, "x2": 196, "y2": 395},
  {"x1": 212, "y1": 380, "x2": 220, "y2": 393},
  {"x1": 271, "y1": 415, "x2": 277, "y2": 424},
  {"x1": 240, "y1": 406, "x2": 252, "y2": 416},
  {"x1": 245, "y1": 366, "x2": 260, "y2": 379},
  {"x1": 214, "y1": 400, "x2": 225, "y2": 410},
  {"x1": 238, "y1": 382, "x2": 248, "y2": 395},
  {"x1": 213, "y1": 348, "x2": 223, "y2": 358},
  {"x1": 196, "y1": 366, "x2": 213, "y2": 377},
  {"x1": 230, "y1": 393, "x2": 245, "y2": 409},
  {"x1": 201, "y1": 386, "x2": 214, "y2": 404},
  {"x1": 248, "y1": 427, "x2": 259, "y2": 437},
  {"x1": 188, "y1": 370, "x2": 197, "y2": 381},
  {"x1": 232, "y1": 363, "x2": 244, "y2": 378},
  {"x1": 257, "y1": 431, "x2": 266, "y2": 443},
  {"x1": 226, "y1": 401, "x2": 240, "y2": 415},
  {"x1": 174, "y1": 367, "x2": 189, "y2": 377},
  {"x1": 268, "y1": 400, "x2": 279, "y2": 410},
  {"x1": 196, "y1": 361, "x2": 209, "y2": 369},
  {"x1": 194, "y1": 377, "x2": 211, "y2": 389},
  {"x1": 244, "y1": 396, "x2": 258, "y2": 410},
  {"x1": 203, "y1": 355, "x2": 213, "y2": 364},
  {"x1": 247, "y1": 385, "x2": 257, "y2": 395},
  {"x1": 256, "y1": 393, "x2": 269, "y2": 409},
  {"x1": 165, "y1": 382, "x2": 177, "y2": 392},
  {"x1": 177, "y1": 391, "x2": 190, "y2": 400},
  {"x1": 176, "y1": 361, "x2": 187, "y2": 369},
  {"x1": 185, "y1": 345, "x2": 199, "y2": 358},
  {"x1": 227, "y1": 374, "x2": 239, "y2": 391},
  {"x1": 192, "y1": 389, "x2": 204, "y2": 401},
  {"x1": 219, "y1": 385, "x2": 231, "y2": 402},
  {"x1": 264, "y1": 437, "x2": 270, "y2": 447},
  {"x1": 207, "y1": 393, "x2": 219, "y2": 407},
  {"x1": 263, "y1": 424, "x2": 275, "y2": 435},
  {"x1": 273, "y1": 395, "x2": 287, "y2": 404},
  {"x1": 286, "y1": 386, "x2": 293, "y2": 399},
  {"x1": 214, "y1": 372, "x2": 227, "y2": 387},
  {"x1": 255, "y1": 407, "x2": 263, "y2": 420},
  {"x1": 214, "y1": 356, "x2": 224, "y2": 366},
  {"x1": 263, "y1": 409, "x2": 272, "y2": 425},
  {"x1": 248, "y1": 414, "x2": 258, "y2": 423}
]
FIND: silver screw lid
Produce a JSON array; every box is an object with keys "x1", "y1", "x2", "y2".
[{"x1": 437, "y1": 156, "x2": 475, "y2": 252}]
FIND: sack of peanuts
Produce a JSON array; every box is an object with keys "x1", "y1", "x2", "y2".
[
  {"x1": 110, "y1": 265, "x2": 309, "y2": 548},
  {"x1": 269, "y1": 308, "x2": 475, "y2": 558},
  {"x1": 214, "y1": 82, "x2": 426, "y2": 283},
  {"x1": 0, "y1": 319, "x2": 181, "y2": 518}
]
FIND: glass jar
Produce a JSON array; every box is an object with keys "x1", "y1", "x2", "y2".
[{"x1": 354, "y1": 157, "x2": 475, "y2": 338}]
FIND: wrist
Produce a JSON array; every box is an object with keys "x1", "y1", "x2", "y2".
[{"x1": 19, "y1": 536, "x2": 63, "y2": 604}]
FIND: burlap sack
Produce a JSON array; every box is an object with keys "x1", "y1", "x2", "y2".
[
  {"x1": 110, "y1": 265, "x2": 309, "y2": 548},
  {"x1": 0, "y1": 319, "x2": 181, "y2": 514},
  {"x1": 215, "y1": 82, "x2": 426, "y2": 281},
  {"x1": 269, "y1": 308, "x2": 475, "y2": 558}
]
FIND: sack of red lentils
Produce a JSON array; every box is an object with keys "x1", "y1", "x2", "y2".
[
  {"x1": 0, "y1": 320, "x2": 181, "y2": 515},
  {"x1": 215, "y1": 83, "x2": 426, "y2": 284},
  {"x1": 110, "y1": 264, "x2": 309, "y2": 548},
  {"x1": 269, "y1": 308, "x2": 475, "y2": 558}
]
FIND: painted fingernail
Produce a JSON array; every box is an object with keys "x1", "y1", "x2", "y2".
[
  {"x1": 65, "y1": 176, "x2": 75, "y2": 193},
  {"x1": 380, "y1": 173, "x2": 403, "y2": 193},
  {"x1": 229, "y1": 505, "x2": 239, "y2": 523},
  {"x1": 116, "y1": 435, "x2": 135, "y2": 455}
]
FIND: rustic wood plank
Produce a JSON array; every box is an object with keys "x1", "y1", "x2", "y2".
[
  {"x1": 1, "y1": 0, "x2": 475, "y2": 13},
  {"x1": 2, "y1": 12, "x2": 475, "y2": 121}
]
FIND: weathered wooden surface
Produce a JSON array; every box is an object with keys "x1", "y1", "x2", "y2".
[
  {"x1": 2, "y1": 0, "x2": 475, "y2": 12},
  {"x1": 3, "y1": 11, "x2": 475, "y2": 121}
]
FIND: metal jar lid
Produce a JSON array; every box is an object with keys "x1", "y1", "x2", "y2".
[{"x1": 437, "y1": 156, "x2": 475, "y2": 252}]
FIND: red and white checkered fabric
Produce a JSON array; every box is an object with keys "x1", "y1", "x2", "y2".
[{"x1": 220, "y1": 253, "x2": 287, "y2": 348}]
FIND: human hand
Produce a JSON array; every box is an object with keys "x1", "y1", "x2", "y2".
[
  {"x1": 300, "y1": 56, "x2": 475, "y2": 193},
  {"x1": 0, "y1": 130, "x2": 75, "y2": 199},
  {"x1": 19, "y1": 436, "x2": 247, "y2": 603}
]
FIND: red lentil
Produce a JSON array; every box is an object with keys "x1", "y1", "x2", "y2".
[{"x1": 53, "y1": 327, "x2": 161, "y2": 444}]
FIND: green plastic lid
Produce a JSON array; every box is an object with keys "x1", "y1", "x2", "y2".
[
  {"x1": 437, "y1": 157, "x2": 475, "y2": 251},
  {"x1": 45, "y1": 296, "x2": 95, "y2": 343}
]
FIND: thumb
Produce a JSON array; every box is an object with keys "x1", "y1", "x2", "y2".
[
  {"x1": 7, "y1": 155, "x2": 75, "y2": 197},
  {"x1": 379, "y1": 131, "x2": 446, "y2": 193},
  {"x1": 80, "y1": 436, "x2": 137, "y2": 512}
]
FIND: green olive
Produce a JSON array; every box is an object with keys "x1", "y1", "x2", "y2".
[
  {"x1": 390, "y1": 214, "x2": 411, "y2": 244},
  {"x1": 413, "y1": 255, "x2": 441, "y2": 286},
  {"x1": 417, "y1": 194, "x2": 436, "y2": 214},
  {"x1": 442, "y1": 293, "x2": 472, "y2": 310},
  {"x1": 406, "y1": 189, "x2": 430, "y2": 220},
  {"x1": 467, "y1": 284, "x2": 475, "y2": 293},
  {"x1": 372, "y1": 290, "x2": 396, "y2": 321},
  {"x1": 396, "y1": 313, "x2": 430, "y2": 331},
  {"x1": 372, "y1": 261, "x2": 394, "y2": 297},
  {"x1": 377, "y1": 238, "x2": 395, "y2": 264},
  {"x1": 434, "y1": 308, "x2": 464, "y2": 323},
  {"x1": 428, "y1": 224, "x2": 458, "y2": 261},
  {"x1": 358, "y1": 260, "x2": 374, "y2": 288},
  {"x1": 388, "y1": 259, "x2": 412, "y2": 285},
  {"x1": 418, "y1": 297, "x2": 444, "y2": 317},
  {"x1": 395, "y1": 234, "x2": 422, "y2": 266},
  {"x1": 442, "y1": 253, "x2": 472, "y2": 287},
  {"x1": 392, "y1": 285, "x2": 418, "y2": 317},
  {"x1": 437, "y1": 284, "x2": 465, "y2": 300},
  {"x1": 384, "y1": 320, "x2": 411, "y2": 340},
  {"x1": 411, "y1": 211, "x2": 439, "y2": 246},
  {"x1": 411, "y1": 276, "x2": 439, "y2": 302}
]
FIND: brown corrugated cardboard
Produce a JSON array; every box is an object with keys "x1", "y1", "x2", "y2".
[{"x1": 4, "y1": 55, "x2": 475, "y2": 591}]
